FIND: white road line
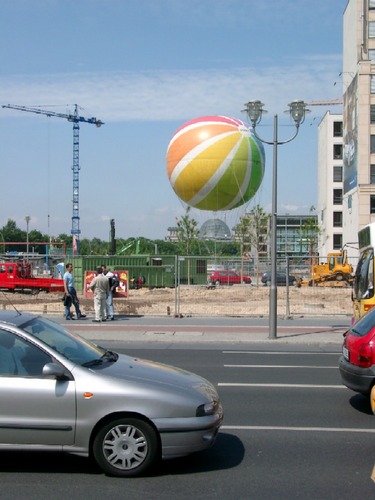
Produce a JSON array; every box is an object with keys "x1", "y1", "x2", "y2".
[
  {"x1": 218, "y1": 383, "x2": 345, "y2": 388},
  {"x1": 224, "y1": 364, "x2": 338, "y2": 369},
  {"x1": 221, "y1": 425, "x2": 375, "y2": 433},
  {"x1": 223, "y1": 351, "x2": 340, "y2": 355}
]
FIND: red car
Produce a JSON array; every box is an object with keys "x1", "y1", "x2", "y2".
[
  {"x1": 339, "y1": 307, "x2": 375, "y2": 396},
  {"x1": 208, "y1": 270, "x2": 252, "y2": 286}
]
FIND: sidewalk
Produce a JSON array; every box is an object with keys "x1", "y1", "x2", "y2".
[{"x1": 60, "y1": 314, "x2": 351, "y2": 346}]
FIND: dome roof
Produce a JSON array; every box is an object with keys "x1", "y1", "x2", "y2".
[{"x1": 199, "y1": 219, "x2": 231, "y2": 240}]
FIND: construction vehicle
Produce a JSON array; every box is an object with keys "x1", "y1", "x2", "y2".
[
  {"x1": 116, "y1": 239, "x2": 140, "y2": 255},
  {"x1": 0, "y1": 261, "x2": 64, "y2": 294},
  {"x1": 302, "y1": 250, "x2": 354, "y2": 287},
  {"x1": 2, "y1": 104, "x2": 103, "y2": 254}
]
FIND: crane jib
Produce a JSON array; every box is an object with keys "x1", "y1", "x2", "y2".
[{"x1": 1, "y1": 103, "x2": 104, "y2": 254}]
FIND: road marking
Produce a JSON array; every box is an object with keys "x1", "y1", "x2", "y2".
[
  {"x1": 221, "y1": 425, "x2": 375, "y2": 433},
  {"x1": 218, "y1": 383, "x2": 345, "y2": 389},
  {"x1": 223, "y1": 351, "x2": 340, "y2": 355},
  {"x1": 224, "y1": 364, "x2": 338, "y2": 369}
]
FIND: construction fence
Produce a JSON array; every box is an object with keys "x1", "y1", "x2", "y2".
[
  {"x1": 0, "y1": 253, "x2": 357, "y2": 318},
  {"x1": 119, "y1": 254, "x2": 358, "y2": 318},
  {"x1": 120, "y1": 283, "x2": 354, "y2": 318}
]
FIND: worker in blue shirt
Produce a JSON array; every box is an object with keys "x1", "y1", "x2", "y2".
[{"x1": 63, "y1": 263, "x2": 86, "y2": 320}]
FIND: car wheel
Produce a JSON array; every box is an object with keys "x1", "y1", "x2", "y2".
[
  {"x1": 215, "y1": 280, "x2": 221, "y2": 286},
  {"x1": 266, "y1": 280, "x2": 271, "y2": 287},
  {"x1": 93, "y1": 417, "x2": 159, "y2": 477}
]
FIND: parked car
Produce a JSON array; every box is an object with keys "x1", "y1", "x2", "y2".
[
  {"x1": 208, "y1": 270, "x2": 252, "y2": 286},
  {"x1": 339, "y1": 306, "x2": 375, "y2": 398},
  {"x1": 261, "y1": 272, "x2": 301, "y2": 287},
  {"x1": 0, "y1": 310, "x2": 223, "y2": 477}
]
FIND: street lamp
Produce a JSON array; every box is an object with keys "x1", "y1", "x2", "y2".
[
  {"x1": 25, "y1": 216, "x2": 31, "y2": 262},
  {"x1": 243, "y1": 100, "x2": 309, "y2": 339}
]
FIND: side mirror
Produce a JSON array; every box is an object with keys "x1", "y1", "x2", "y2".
[{"x1": 43, "y1": 362, "x2": 72, "y2": 381}]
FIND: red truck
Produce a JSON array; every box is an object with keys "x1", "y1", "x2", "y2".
[{"x1": 0, "y1": 261, "x2": 64, "y2": 294}]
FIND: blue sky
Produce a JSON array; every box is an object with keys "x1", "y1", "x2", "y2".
[{"x1": 0, "y1": 0, "x2": 347, "y2": 241}]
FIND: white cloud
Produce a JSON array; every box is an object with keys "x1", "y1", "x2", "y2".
[
  {"x1": 280, "y1": 204, "x2": 311, "y2": 214},
  {"x1": 0, "y1": 59, "x2": 342, "y2": 124}
]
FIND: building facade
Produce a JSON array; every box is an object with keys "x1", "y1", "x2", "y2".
[
  {"x1": 317, "y1": 112, "x2": 344, "y2": 256},
  {"x1": 342, "y1": 0, "x2": 375, "y2": 256},
  {"x1": 232, "y1": 213, "x2": 317, "y2": 262},
  {"x1": 275, "y1": 215, "x2": 318, "y2": 261}
]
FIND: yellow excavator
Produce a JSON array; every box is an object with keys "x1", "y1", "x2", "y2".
[{"x1": 302, "y1": 250, "x2": 354, "y2": 287}]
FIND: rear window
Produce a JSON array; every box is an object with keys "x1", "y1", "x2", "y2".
[{"x1": 350, "y1": 308, "x2": 375, "y2": 337}]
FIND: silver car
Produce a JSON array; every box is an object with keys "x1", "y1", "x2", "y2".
[{"x1": 0, "y1": 310, "x2": 223, "y2": 477}]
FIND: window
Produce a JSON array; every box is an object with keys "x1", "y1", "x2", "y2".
[
  {"x1": 372, "y1": 76, "x2": 375, "y2": 94},
  {"x1": 371, "y1": 165, "x2": 375, "y2": 184},
  {"x1": 371, "y1": 105, "x2": 375, "y2": 124},
  {"x1": 370, "y1": 0, "x2": 375, "y2": 9},
  {"x1": 196, "y1": 259, "x2": 206, "y2": 274},
  {"x1": 371, "y1": 195, "x2": 375, "y2": 214},
  {"x1": 333, "y1": 234, "x2": 343, "y2": 250},
  {"x1": 333, "y1": 121, "x2": 343, "y2": 137},
  {"x1": 333, "y1": 211, "x2": 343, "y2": 227},
  {"x1": 370, "y1": 21, "x2": 375, "y2": 37},
  {"x1": 333, "y1": 166, "x2": 343, "y2": 182},
  {"x1": 333, "y1": 144, "x2": 343, "y2": 159},
  {"x1": 371, "y1": 135, "x2": 375, "y2": 154},
  {"x1": 333, "y1": 189, "x2": 343, "y2": 205},
  {"x1": 286, "y1": 218, "x2": 300, "y2": 226},
  {"x1": 0, "y1": 329, "x2": 52, "y2": 377},
  {"x1": 370, "y1": 50, "x2": 375, "y2": 63}
]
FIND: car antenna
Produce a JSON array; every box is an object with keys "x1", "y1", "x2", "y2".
[{"x1": 0, "y1": 290, "x2": 22, "y2": 315}]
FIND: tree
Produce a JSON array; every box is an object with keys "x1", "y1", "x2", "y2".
[
  {"x1": 233, "y1": 205, "x2": 270, "y2": 284},
  {"x1": 1, "y1": 219, "x2": 24, "y2": 251},
  {"x1": 175, "y1": 207, "x2": 200, "y2": 284},
  {"x1": 153, "y1": 239, "x2": 177, "y2": 255},
  {"x1": 300, "y1": 206, "x2": 320, "y2": 260}
]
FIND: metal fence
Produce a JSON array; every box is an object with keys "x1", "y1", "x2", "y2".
[
  {"x1": 0, "y1": 253, "x2": 356, "y2": 318},
  {"x1": 119, "y1": 283, "x2": 353, "y2": 318},
  {"x1": 121, "y1": 254, "x2": 357, "y2": 318}
]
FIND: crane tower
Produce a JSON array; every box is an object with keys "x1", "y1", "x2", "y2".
[{"x1": 2, "y1": 103, "x2": 104, "y2": 253}]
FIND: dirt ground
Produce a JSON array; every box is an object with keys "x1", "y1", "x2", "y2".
[{"x1": 0, "y1": 284, "x2": 354, "y2": 318}]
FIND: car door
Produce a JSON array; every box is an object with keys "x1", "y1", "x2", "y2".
[{"x1": 0, "y1": 328, "x2": 76, "y2": 446}]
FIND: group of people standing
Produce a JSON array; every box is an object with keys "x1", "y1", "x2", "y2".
[
  {"x1": 63, "y1": 263, "x2": 119, "y2": 322},
  {"x1": 90, "y1": 264, "x2": 119, "y2": 322}
]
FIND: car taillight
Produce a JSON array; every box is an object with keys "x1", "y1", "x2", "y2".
[{"x1": 357, "y1": 343, "x2": 374, "y2": 368}]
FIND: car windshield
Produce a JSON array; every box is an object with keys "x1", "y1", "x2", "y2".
[
  {"x1": 350, "y1": 307, "x2": 375, "y2": 337},
  {"x1": 20, "y1": 316, "x2": 113, "y2": 366}
]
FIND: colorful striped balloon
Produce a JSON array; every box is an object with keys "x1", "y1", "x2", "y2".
[{"x1": 166, "y1": 115, "x2": 265, "y2": 211}]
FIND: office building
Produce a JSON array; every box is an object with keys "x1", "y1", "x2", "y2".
[
  {"x1": 317, "y1": 112, "x2": 344, "y2": 256},
  {"x1": 342, "y1": 0, "x2": 375, "y2": 254}
]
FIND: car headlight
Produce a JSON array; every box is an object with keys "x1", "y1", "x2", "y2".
[{"x1": 196, "y1": 400, "x2": 219, "y2": 417}]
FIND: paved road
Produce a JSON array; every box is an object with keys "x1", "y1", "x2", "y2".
[{"x1": 2, "y1": 342, "x2": 375, "y2": 499}]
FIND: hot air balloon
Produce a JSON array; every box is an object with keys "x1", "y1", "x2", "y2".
[{"x1": 166, "y1": 115, "x2": 265, "y2": 212}]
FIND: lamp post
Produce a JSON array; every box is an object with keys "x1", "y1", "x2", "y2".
[
  {"x1": 243, "y1": 100, "x2": 309, "y2": 339},
  {"x1": 25, "y1": 216, "x2": 31, "y2": 262}
]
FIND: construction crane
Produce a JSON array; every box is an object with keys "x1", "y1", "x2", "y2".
[
  {"x1": 307, "y1": 99, "x2": 343, "y2": 106},
  {"x1": 2, "y1": 103, "x2": 104, "y2": 254}
]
